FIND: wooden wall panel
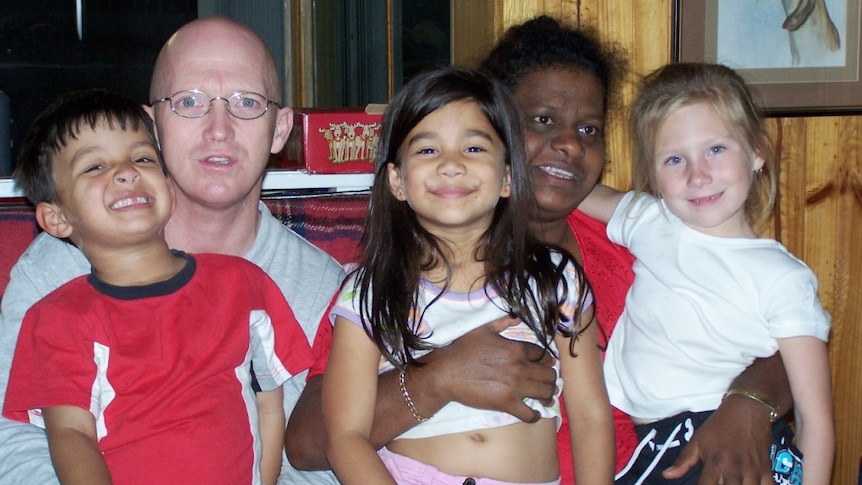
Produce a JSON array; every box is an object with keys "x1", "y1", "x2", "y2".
[
  {"x1": 581, "y1": 0, "x2": 673, "y2": 193},
  {"x1": 500, "y1": 1, "x2": 566, "y2": 27},
  {"x1": 813, "y1": 114, "x2": 862, "y2": 484},
  {"x1": 779, "y1": 115, "x2": 862, "y2": 484},
  {"x1": 451, "y1": 1, "x2": 501, "y2": 69},
  {"x1": 488, "y1": 0, "x2": 861, "y2": 481}
]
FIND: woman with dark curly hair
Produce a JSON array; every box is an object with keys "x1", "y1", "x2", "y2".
[
  {"x1": 480, "y1": 16, "x2": 793, "y2": 485},
  {"x1": 479, "y1": 16, "x2": 638, "y2": 481}
]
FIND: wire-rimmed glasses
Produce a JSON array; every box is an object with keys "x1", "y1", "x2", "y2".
[{"x1": 151, "y1": 89, "x2": 279, "y2": 120}]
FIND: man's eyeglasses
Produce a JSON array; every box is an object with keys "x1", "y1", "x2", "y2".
[{"x1": 151, "y1": 89, "x2": 279, "y2": 120}]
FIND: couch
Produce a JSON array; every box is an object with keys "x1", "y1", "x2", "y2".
[{"x1": 0, "y1": 192, "x2": 370, "y2": 298}]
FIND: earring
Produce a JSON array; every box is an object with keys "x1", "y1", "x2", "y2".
[{"x1": 755, "y1": 167, "x2": 764, "y2": 174}]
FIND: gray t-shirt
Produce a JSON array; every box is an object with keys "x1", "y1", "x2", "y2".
[{"x1": 0, "y1": 202, "x2": 344, "y2": 484}]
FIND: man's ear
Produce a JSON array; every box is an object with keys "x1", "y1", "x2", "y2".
[
  {"x1": 35, "y1": 202, "x2": 73, "y2": 239},
  {"x1": 143, "y1": 104, "x2": 162, "y2": 150},
  {"x1": 270, "y1": 106, "x2": 294, "y2": 154}
]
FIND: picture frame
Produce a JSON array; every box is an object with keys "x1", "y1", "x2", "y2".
[{"x1": 673, "y1": 0, "x2": 862, "y2": 116}]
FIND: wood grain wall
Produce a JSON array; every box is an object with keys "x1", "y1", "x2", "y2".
[{"x1": 460, "y1": 1, "x2": 862, "y2": 482}]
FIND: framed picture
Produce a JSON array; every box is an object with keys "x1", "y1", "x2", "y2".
[{"x1": 673, "y1": 0, "x2": 862, "y2": 115}]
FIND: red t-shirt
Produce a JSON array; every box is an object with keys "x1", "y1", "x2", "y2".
[
  {"x1": 4, "y1": 253, "x2": 313, "y2": 485},
  {"x1": 309, "y1": 210, "x2": 637, "y2": 483}
]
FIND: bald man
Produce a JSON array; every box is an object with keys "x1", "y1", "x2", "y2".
[{"x1": 0, "y1": 16, "x2": 343, "y2": 484}]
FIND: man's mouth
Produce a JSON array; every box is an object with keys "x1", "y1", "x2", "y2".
[{"x1": 205, "y1": 156, "x2": 231, "y2": 165}]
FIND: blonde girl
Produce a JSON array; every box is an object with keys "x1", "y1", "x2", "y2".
[{"x1": 580, "y1": 62, "x2": 833, "y2": 485}]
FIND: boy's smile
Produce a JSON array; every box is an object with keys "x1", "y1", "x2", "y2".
[
  {"x1": 45, "y1": 122, "x2": 173, "y2": 251},
  {"x1": 110, "y1": 194, "x2": 155, "y2": 210}
]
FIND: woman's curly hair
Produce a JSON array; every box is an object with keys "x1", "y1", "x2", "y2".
[{"x1": 479, "y1": 15, "x2": 628, "y2": 119}]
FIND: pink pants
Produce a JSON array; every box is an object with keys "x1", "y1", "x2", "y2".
[{"x1": 378, "y1": 447, "x2": 562, "y2": 485}]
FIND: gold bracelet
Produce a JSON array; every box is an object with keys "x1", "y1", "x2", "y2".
[
  {"x1": 722, "y1": 389, "x2": 780, "y2": 423},
  {"x1": 399, "y1": 368, "x2": 432, "y2": 423}
]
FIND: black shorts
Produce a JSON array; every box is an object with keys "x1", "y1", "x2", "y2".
[{"x1": 614, "y1": 410, "x2": 802, "y2": 485}]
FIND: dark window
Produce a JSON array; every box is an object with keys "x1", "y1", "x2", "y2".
[{"x1": 0, "y1": 0, "x2": 197, "y2": 174}]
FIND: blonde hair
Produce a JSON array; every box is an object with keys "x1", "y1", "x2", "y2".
[{"x1": 630, "y1": 63, "x2": 776, "y2": 228}]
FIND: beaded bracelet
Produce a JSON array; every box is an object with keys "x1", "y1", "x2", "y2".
[
  {"x1": 399, "y1": 368, "x2": 432, "y2": 423},
  {"x1": 723, "y1": 388, "x2": 780, "y2": 423}
]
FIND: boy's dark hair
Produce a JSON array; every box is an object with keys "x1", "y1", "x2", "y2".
[
  {"x1": 479, "y1": 15, "x2": 627, "y2": 119},
  {"x1": 13, "y1": 89, "x2": 161, "y2": 205},
  {"x1": 355, "y1": 66, "x2": 591, "y2": 366}
]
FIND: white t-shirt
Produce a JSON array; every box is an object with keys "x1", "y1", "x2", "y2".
[
  {"x1": 331, "y1": 253, "x2": 591, "y2": 440},
  {"x1": 603, "y1": 192, "x2": 830, "y2": 421}
]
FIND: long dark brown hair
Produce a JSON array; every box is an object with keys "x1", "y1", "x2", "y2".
[{"x1": 352, "y1": 67, "x2": 592, "y2": 367}]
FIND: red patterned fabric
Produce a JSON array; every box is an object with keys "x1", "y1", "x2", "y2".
[
  {"x1": 0, "y1": 202, "x2": 42, "y2": 297},
  {"x1": 556, "y1": 210, "x2": 637, "y2": 482},
  {"x1": 0, "y1": 194, "x2": 370, "y2": 297},
  {"x1": 264, "y1": 193, "x2": 368, "y2": 266},
  {"x1": 568, "y1": 210, "x2": 635, "y2": 350}
]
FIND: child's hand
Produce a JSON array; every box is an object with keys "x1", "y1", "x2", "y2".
[
  {"x1": 257, "y1": 388, "x2": 285, "y2": 485},
  {"x1": 43, "y1": 406, "x2": 113, "y2": 485}
]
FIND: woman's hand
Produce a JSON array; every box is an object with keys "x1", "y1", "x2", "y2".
[
  {"x1": 661, "y1": 396, "x2": 775, "y2": 484},
  {"x1": 413, "y1": 316, "x2": 558, "y2": 422},
  {"x1": 663, "y1": 353, "x2": 790, "y2": 484}
]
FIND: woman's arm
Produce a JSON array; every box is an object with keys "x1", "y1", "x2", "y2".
[
  {"x1": 42, "y1": 406, "x2": 112, "y2": 485},
  {"x1": 558, "y1": 319, "x2": 614, "y2": 485},
  {"x1": 322, "y1": 318, "x2": 396, "y2": 484},
  {"x1": 778, "y1": 336, "x2": 834, "y2": 485},
  {"x1": 577, "y1": 184, "x2": 625, "y2": 224},
  {"x1": 286, "y1": 315, "x2": 556, "y2": 470},
  {"x1": 257, "y1": 387, "x2": 285, "y2": 485}
]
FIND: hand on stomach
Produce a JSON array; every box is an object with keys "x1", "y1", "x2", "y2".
[{"x1": 387, "y1": 417, "x2": 559, "y2": 482}]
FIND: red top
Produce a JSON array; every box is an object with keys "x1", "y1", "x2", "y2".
[
  {"x1": 557, "y1": 210, "x2": 637, "y2": 483},
  {"x1": 4, "y1": 254, "x2": 313, "y2": 485}
]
